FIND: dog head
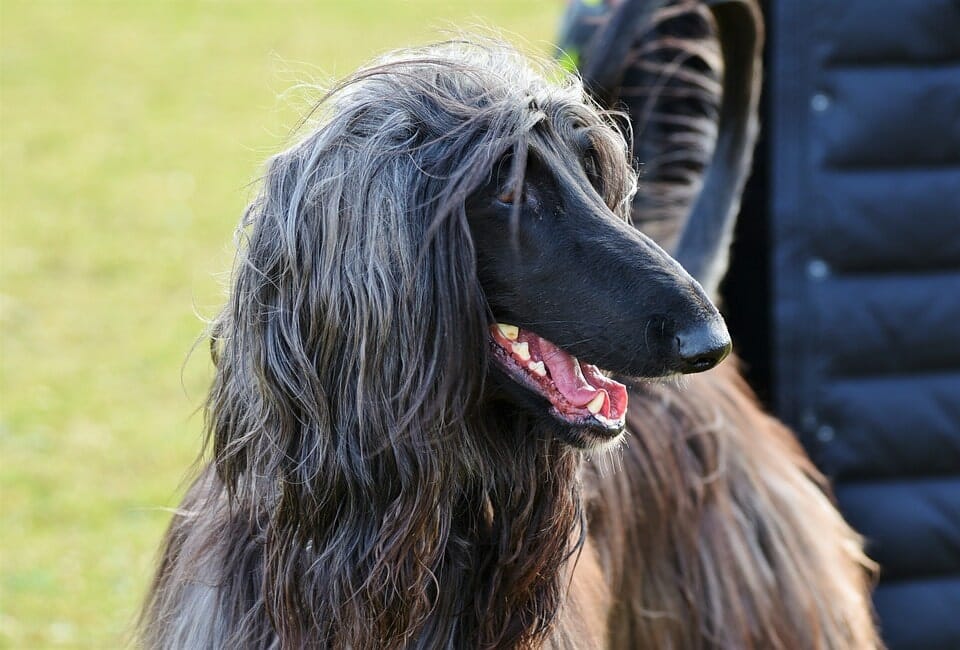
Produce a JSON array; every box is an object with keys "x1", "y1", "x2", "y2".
[
  {"x1": 210, "y1": 41, "x2": 730, "y2": 496},
  {"x1": 416, "y1": 51, "x2": 724, "y2": 449},
  {"x1": 466, "y1": 115, "x2": 729, "y2": 447}
]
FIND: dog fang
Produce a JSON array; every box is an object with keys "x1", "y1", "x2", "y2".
[
  {"x1": 512, "y1": 341, "x2": 531, "y2": 361},
  {"x1": 587, "y1": 392, "x2": 605, "y2": 415},
  {"x1": 528, "y1": 360, "x2": 547, "y2": 377},
  {"x1": 496, "y1": 323, "x2": 519, "y2": 340}
]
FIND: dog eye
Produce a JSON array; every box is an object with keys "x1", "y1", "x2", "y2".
[
  {"x1": 582, "y1": 149, "x2": 604, "y2": 195},
  {"x1": 498, "y1": 188, "x2": 518, "y2": 204}
]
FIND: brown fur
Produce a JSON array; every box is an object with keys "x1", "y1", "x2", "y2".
[{"x1": 587, "y1": 359, "x2": 879, "y2": 648}]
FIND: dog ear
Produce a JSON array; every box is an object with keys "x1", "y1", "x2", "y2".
[
  {"x1": 206, "y1": 115, "x2": 491, "y2": 496},
  {"x1": 201, "y1": 103, "x2": 497, "y2": 643}
]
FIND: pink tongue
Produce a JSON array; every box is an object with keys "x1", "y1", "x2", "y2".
[{"x1": 538, "y1": 338, "x2": 603, "y2": 407}]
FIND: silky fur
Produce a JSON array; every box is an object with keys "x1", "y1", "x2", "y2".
[
  {"x1": 139, "y1": 39, "x2": 878, "y2": 649},
  {"x1": 593, "y1": 360, "x2": 879, "y2": 648}
]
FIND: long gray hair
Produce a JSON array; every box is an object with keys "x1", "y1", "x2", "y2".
[
  {"x1": 210, "y1": 39, "x2": 635, "y2": 506},
  {"x1": 141, "y1": 40, "x2": 637, "y2": 648}
]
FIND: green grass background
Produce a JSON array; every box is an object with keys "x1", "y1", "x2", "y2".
[{"x1": 0, "y1": 2, "x2": 561, "y2": 646}]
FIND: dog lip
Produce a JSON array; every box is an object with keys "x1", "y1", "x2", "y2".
[{"x1": 488, "y1": 323, "x2": 628, "y2": 428}]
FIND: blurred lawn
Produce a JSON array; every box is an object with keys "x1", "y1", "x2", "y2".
[{"x1": 0, "y1": 2, "x2": 561, "y2": 646}]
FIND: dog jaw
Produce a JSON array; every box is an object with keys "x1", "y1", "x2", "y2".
[{"x1": 489, "y1": 323, "x2": 628, "y2": 441}]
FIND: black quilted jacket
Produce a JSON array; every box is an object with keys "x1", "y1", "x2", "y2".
[{"x1": 760, "y1": 2, "x2": 960, "y2": 647}]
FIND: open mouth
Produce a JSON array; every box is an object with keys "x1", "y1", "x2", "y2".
[{"x1": 488, "y1": 323, "x2": 628, "y2": 435}]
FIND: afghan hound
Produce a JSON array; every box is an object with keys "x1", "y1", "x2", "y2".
[{"x1": 139, "y1": 33, "x2": 879, "y2": 650}]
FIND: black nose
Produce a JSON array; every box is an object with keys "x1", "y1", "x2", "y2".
[{"x1": 675, "y1": 318, "x2": 732, "y2": 373}]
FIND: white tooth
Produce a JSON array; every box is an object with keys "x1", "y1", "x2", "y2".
[
  {"x1": 496, "y1": 323, "x2": 519, "y2": 340},
  {"x1": 586, "y1": 392, "x2": 605, "y2": 415},
  {"x1": 528, "y1": 360, "x2": 547, "y2": 377},
  {"x1": 511, "y1": 341, "x2": 530, "y2": 361}
]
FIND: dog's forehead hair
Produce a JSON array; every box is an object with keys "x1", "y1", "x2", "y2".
[{"x1": 495, "y1": 107, "x2": 635, "y2": 219}]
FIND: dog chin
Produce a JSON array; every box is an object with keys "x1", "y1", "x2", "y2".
[{"x1": 553, "y1": 417, "x2": 626, "y2": 450}]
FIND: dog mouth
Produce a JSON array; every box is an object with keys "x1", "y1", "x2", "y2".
[{"x1": 488, "y1": 323, "x2": 628, "y2": 435}]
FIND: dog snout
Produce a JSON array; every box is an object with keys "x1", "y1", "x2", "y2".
[{"x1": 674, "y1": 316, "x2": 731, "y2": 373}]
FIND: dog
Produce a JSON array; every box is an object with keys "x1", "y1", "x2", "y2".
[{"x1": 139, "y1": 38, "x2": 878, "y2": 649}]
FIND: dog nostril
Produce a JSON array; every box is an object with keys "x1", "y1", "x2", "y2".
[
  {"x1": 685, "y1": 350, "x2": 726, "y2": 372},
  {"x1": 675, "y1": 320, "x2": 732, "y2": 374}
]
